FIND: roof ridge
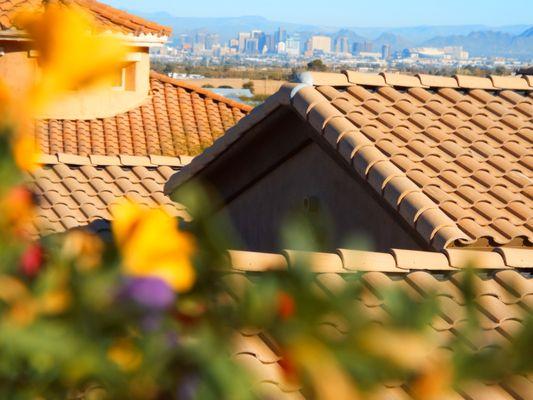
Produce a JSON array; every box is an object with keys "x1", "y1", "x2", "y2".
[
  {"x1": 225, "y1": 247, "x2": 532, "y2": 273},
  {"x1": 300, "y1": 70, "x2": 533, "y2": 91},
  {"x1": 38, "y1": 153, "x2": 188, "y2": 167},
  {"x1": 149, "y1": 71, "x2": 254, "y2": 112}
]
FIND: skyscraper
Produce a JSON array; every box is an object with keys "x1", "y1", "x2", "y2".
[
  {"x1": 381, "y1": 44, "x2": 391, "y2": 60},
  {"x1": 352, "y1": 41, "x2": 373, "y2": 54},
  {"x1": 335, "y1": 36, "x2": 350, "y2": 54},
  {"x1": 238, "y1": 32, "x2": 251, "y2": 53},
  {"x1": 275, "y1": 27, "x2": 287, "y2": 46},
  {"x1": 308, "y1": 35, "x2": 332, "y2": 54},
  {"x1": 286, "y1": 35, "x2": 301, "y2": 56}
]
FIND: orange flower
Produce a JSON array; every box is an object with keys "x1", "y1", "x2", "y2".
[
  {"x1": 410, "y1": 356, "x2": 455, "y2": 400},
  {"x1": 1, "y1": 186, "x2": 36, "y2": 238},
  {"x1": 277, "y1": 292, "x2": 296, "y2": 320}
]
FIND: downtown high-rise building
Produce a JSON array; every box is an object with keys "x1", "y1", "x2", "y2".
[
  {"x1": 238, "y1": 32, "x2": 251, "y2": 53},
  {"x1": 307, "y1": 35, "x2": 332, "y2": 54},
  {"x1": 381, "y1": 44, "x2": 391, "y2": 59}
]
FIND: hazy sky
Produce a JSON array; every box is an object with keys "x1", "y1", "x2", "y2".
[{"x1": 106, "y1": 0, "x2": 532, "y2": 27}]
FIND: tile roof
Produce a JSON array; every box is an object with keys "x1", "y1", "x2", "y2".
[
  {"x1": 35, "y1": 72, "x2": 252, "y2": 158},
  {"x1": 167, "y1": 72, "x2": 533, "y2": 250},
  {"x1": 28, "y1": 153, "x2": 190, "y2": 236},
  {"x1": 0, "y1": 0, "x2": 172, "y2": 37},
  {"x1": 224, "y1": 247, "x2": 533, "y2": 399}
]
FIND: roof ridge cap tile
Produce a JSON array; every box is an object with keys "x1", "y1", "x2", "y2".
[
  {"x1": 341, "y1": 70, "x2": 533, "y2": 91},
  {"x1": 391, "y1": 248, "x2": 454, "y2": 271},
  {"x1": 493, "y1": 247, "x2": 533, "y2": 268},
  {"x1": 299, "y1": 71, "x2": 351, "y2": 86},
  {"x1": 149, "y1": 71, "x2": 253, "y2": 112},
  {"x1": 224, "y1": 247, "x2": 523, "y2": 273},
  {"x1": 445, "y1": 248, "x2": 508, "y2": 269},
  {"x1": 38, "y1": 153, "x2": 185, "y2": 167}
]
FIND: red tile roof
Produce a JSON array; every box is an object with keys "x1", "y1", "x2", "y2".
[
  {"x1": 35, "y1": 72, "x2": 253, "y2": 157},
  {"x1": 167, "y1": 72, "x2": 533, "y2": 250},
  {"x1": 224, "y1": 247, "x2": 533, "y2": 399},
  {"x1": 0, "y1": 0, "x2": 172, "y2": 37}
]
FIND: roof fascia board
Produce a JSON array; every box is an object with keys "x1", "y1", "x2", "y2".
[{"x1": 169, "y1": 107, "x2": 311, "y2": 209}]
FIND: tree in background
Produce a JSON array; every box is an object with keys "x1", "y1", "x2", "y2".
[
  {"x1": 242, "y1": 80, "x2": 255, "y2": 94},
  {"x1": 307, "y1": 59, "x2": 328, "y2": 72}
]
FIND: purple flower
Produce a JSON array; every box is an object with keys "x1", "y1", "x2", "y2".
[{"x1": 121, "y1": 277, "x2": 175, "y2": 310}]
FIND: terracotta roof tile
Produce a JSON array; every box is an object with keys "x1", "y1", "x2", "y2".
[
  {"x1": 0, "y1": 0, "x2": 172, "y2": 37},
  {"x1": 166, "y1": 72, "x2": 533, "y2": 250},
  {"x1": 27, "y1": 154, "x2": 190, "y2": 235},
  {"x1": 224, "y1": 247, "x2": 533, "y2": 399},
  {"x1": 35, "y1": 72, "x2": 251, "y2": 158}
]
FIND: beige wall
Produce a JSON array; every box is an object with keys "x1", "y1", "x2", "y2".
[
  {"x1": 216, "y1": 141, "x2": 424, "y2": 253},
  {"x1": 0, "y1": 41, "x2": 37, "y2": 96},
  {"x1": 0, "y1": 41, "x2": 151, "y2": 119}
]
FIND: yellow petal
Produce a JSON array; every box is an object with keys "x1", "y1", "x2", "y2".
[
  {"x1": 18, "y1": 4, "x2": 128, "y2": 112},
  {"x1": 13, "y1": 132, "x2": 41, "y2": 172}
]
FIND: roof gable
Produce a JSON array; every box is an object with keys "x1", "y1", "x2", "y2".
[
  {"x1": 166, "y1": 72, "x2": 533, "y2": 251},
  {"x1": 0, "y1": 0, "x2": 172, "y2": 38}
]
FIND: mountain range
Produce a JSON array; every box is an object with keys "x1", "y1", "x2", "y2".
[{"x1": 136, "y1": 12, "x2": 532, "y2": 58}]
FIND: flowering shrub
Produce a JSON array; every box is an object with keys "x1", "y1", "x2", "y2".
[{"x1": 0, "y1": 4, "x2": 531, "y2": 400}]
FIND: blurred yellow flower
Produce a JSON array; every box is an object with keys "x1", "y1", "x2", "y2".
[
  {"x1": 107, "y1": 339, "x2": 142, "y2": 372},
  {"x1": 62, "y1": 230, "x2": 104, "y2": 272},
  {"x1": 16, "y1": 3, "x2": 128, "y2": 112},
  {"x1": 39, "y1": 289, "x2": 71, "y2": 316},
  {"x1": 0, "y1": 275, "x2": 29, "y2": 304},
  {"x1": 358, "y1": 326, "x2": 434, "y2": 370},
  {"x1": 13, "y1": 131, "x2": 41, "y2": 172},
  {"x1": 290, "y1": 339, "x2": 360, "y2": 400},
  {"x1": 8, "y1": 299, "x2": 39, "y2": 327},
  {"x1": 0, "y1": 79, "x2": 12, "y2": 118},
  {"x1": 111, "y1": 200, "x2": 197, "y2": 293}
]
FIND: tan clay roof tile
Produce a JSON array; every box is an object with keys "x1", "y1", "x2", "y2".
[
  {"x1": 167, "y1": 71, "x2": 533, "y2": 250},
  {"x1": 223, "y1": 247, "x2": 533, "y2": 399}
]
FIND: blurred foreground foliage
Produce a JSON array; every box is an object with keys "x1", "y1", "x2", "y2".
[{"x1": 0, "y1": 4, "x2": 531, "y2": 400}]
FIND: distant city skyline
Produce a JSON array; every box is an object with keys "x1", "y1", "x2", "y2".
[{"x1": 106, "y1": 0, "x2": 532, "y2": 27}]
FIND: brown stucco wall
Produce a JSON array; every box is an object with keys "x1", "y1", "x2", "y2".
[{"x1": 216, "y1": 141, "x2": 424, "y2": 253}]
